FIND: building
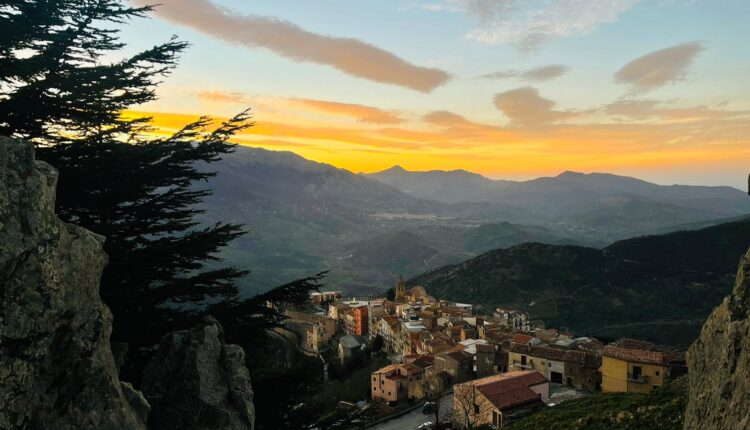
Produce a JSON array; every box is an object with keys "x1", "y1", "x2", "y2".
[
  {"x1": 453, "y1": 371, "x2": 549, "y2": 428},
  {"x1": 328, "y1": 302, "x2": 351, "y2": 321},
  {"x1": 509, "y1": 344, "x2": 600, "y2": 391},
  {"x1": 434, "y1": 350, "x2": 473, "y2": 384},
  {"x1": 338, "y1": 334, "x2": 365, "y2": 364},
  {"x1": 367, "y1": 299, "x2": 385, "y2": 338},
  {"x1": 310, "y1": 291, "x2": 342, "y2": 304},
  {"x1": 601, "y1": 338, "x2": 686, "y2": 393},
  {"x1": 344, "y1": 305, "x2": 368, "y2": 336},
  {"x1": 371, "y1": 363, "x2": 423, "y2": 402},
  {"x1": 285, "y1": 310, "x2": 337, "y2": 353},
  {"x1": 376, "y1": 315, "x2": 403, "y2": 355},
  {"x1": 493, "y1": 308, "x2": 531, "y2": 332}
]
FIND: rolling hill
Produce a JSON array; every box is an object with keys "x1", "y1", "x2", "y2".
[
  {"x1": 408, "y1": 218, "x2": 750, "y2": 348},
  {"x1": 195, "y1": 146, "x2": 749, "y2": 297}
]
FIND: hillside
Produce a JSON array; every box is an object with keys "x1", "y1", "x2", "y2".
[
  {"x1": 508, "y1": 379, "x2": 687, "y2": 430},
  {"x1": 196, "y1": 146, "x2": 749, "y2": 296},
  {"x1": 409, "y1": 218, "x2": 750, "y2": 348}
]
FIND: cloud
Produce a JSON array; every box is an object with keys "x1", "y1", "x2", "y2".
[
  {"x1": 459, "y1": 0, "x2": 639, "y2": 50},
  {"x1": 289, "y1": 99, "x2": 403, "y2": 124},
  {"x1": 603, "y1": 99, "x2": 750, "y2": 122},
  {"x1": 481, "y1": 64, "x2": 569, "y2": 82},
  {"x1": 493, "y1": 86, "x2": 572, "y2": 125},
  {"x1": 132, "y1": 0, "x2": 451, "y2": 92},
  {"x1": 197, "y1": 91, "x2": 249, "y2": 104},
  {"x1": 614, "y1": 42, "x2": 705, "y2": 92}
]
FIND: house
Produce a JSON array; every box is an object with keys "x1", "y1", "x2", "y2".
[
  {"x1": 328, "y1": 302, "x2": 351, "y2": 321},
  {"x1": 376, "y1": 315, "x2": 403, "y2": 355},
  {"x1": 367, "y1": 299, "x2": 385, "y2": 338},
  {"x1": 338, "y1": 334, "x2": 365, "y2": 364},
  {"x1": 434, "y1": 350, "x2": 473, "y2": 384},
  {"x1": 509, "y1": 344, "x2": 600, "y2": 391},
  {"x1": 493, "y1": 307, "x2": 531, "y2": 332},
  {"x1": 371, "y1": 363, "x2": 423, "y2": 402},
  {"x1": 601, "y1": 338, "x2": 686, "y2": 393},
  {"x1": 453, "y1": 371, "x2": 549, "y2": 428},
  {"x1": 284, "y1": 310, "x2": 337, "y2": 353}
]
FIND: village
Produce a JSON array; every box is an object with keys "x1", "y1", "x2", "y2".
[{"x1": 284, "y1": 278, "x2": 687, "y2": 429}]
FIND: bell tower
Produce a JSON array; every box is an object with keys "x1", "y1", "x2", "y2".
[{"x1": 395, "y1": 275, "x2": 406, "y2": 302}]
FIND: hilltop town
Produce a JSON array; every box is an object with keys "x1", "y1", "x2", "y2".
[{"x1": 280, "y1": 277, "x2": 688, "y2": 429}]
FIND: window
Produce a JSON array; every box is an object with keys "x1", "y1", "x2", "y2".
[
  {"x1": 632, "y1": 366, "x2": 642, "y2": 380},
  {"x1": 474, "y1": 404, "x2": 480, "y2": 414},
  {"x1": 656, "y1": 370, "x2": 660, "y2": 376}
]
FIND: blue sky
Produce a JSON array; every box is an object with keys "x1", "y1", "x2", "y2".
[{"x1": 122, "y1": 0, "x2": 750, "y2": 188}]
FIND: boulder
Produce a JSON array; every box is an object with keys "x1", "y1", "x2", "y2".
[
  {"x1": 141, "y1": 317, "x2": 255, "y2": 430},
  {"x1": 0, "y1": 137, "x2": 148, "y2": 429},
  {"x1": 684, "y1": 247, "x2": 750, "y2": 429}
]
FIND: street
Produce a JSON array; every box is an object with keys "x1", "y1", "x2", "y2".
[{"x1": 370, "y1": 394, "x2": 452, "y2": 430}]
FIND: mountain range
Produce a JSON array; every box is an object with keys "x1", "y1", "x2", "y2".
[{"x1": 198, "y1": 145, "x2": 750, "y2": 296}]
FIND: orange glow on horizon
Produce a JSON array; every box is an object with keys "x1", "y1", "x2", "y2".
[{"x1": 123, "y1": 109, "x2": 750, "y2": 185}]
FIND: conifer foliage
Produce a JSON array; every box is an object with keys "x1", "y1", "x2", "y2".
[{"x1": 0, "y1": 0, "x2": 252, "y2": 362}]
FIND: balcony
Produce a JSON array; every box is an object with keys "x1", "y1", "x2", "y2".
[{"x1": 627, "y1": 373, "x2": 649, "y2": 383}]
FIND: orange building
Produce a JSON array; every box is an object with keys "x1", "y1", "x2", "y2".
[{"x1": 345, "y1": 305, "x2": 369, "y2": 336}]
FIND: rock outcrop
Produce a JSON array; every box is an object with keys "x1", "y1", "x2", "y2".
[
  {"x1": 684, "y1": 247, "x2": 750, "y2": 430},
  {"x1": 141, "y1": 317, "x2": 255, "y2": 430},
  {"x1": 0, "y1": 137, "x2": 148, "y2": 429}
]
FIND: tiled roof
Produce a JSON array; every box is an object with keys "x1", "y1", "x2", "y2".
[
  {"x1": 512, "y1": 334, "x2": 534, "y2": 344},
  {"x1": 443, "y1": 350, "x2": 472, "y2": 363},
  {"x1": 603, "y1": 338, "x2": 685, "y2": 365},
  {"x1": 467, "y1": 371, "x2": 547, "y2": 411},
  {"x1": 602, "y1": 346, "x2": 665, "y2": 365}
]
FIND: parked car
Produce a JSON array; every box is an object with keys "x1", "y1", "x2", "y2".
[
  {"x1": 416, "y1": 422, "x2": 434, "y2": 430},
  {"x1": 422, "y1": 401, "x2": 436, "y2": 414}
]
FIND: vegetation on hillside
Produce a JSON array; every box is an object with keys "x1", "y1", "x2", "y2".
[
  {"x1": 410, "y1": 218, "x2": 750, "y2": 348},
  {"x1": 508, "y1": 379, "x2": 687, "y2": 430}
]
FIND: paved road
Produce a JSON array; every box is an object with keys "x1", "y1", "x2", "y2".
[{"x1": 370, "y1": 394, "x2": 452, "y2": 430}]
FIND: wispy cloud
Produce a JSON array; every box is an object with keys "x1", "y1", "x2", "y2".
[
  {"x1": 132, "y1": 0, "x2": 451, "y2": 92},
  {"x1": 481, "y1": 64, "x2": 569, "y2": 82},
  {"x1": 614, "y1": 42, "x2": 705, "y2": 92},
  {"x1": 197, "y1": 90, "x2": 249, "y2": 104},
  {"x1": 458, "y1": 0, "x2": 639, "y2": 50},
  {"x1": 289, "y1": 99, "x2": 404, "y2": 125},
  {"x1": 196, "y1": 91, "x2": 403, "y2": 124}
]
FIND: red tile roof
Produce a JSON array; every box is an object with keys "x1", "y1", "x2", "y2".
[
  {"x1": 468, "y1": 371, "x2": 547, "y2": 411},
  {"x1": 511, "y1": 334, "x2": 534, "y2": 344}
]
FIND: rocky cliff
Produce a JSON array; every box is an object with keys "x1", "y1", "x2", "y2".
[
  {"x1": 141, "y1": 317, "x2": 255, "y2": 430},
  {"x1": 0, "y1": 137, "x2": 148, "y2": 429},
  {"x1": 684, "y1": 247, "x2": 750, "y2": 429}
]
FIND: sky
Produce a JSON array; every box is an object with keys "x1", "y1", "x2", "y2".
[{"x1": 123, "y1": 0, "x2": 750, "y2": 188}]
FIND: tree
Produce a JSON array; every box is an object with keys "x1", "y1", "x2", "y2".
[
  {"x1": 0, "y1": 0, "x2": 251, "y2": 376},
  {"x1": 453, "y1": 382, "x2": 496, "y2": 430}
]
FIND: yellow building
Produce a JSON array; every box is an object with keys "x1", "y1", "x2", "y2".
[{"x1": 600, "y1": 339, "x2": 685, "y2": 393}]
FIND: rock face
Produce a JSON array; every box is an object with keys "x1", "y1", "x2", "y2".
[
  {"x1": 141, "y1": 317, "x2": 255, "y2": 430},
  {"x1": 684, "y1": 247, "x2": 750, "y2": 430},
  {"x1": 0, "y1": 137, "x2": 148, "y2": 429}
]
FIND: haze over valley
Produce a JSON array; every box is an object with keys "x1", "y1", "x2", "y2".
[{"x1": 200, "y1": 145, "x2": 750, "y2": 296}]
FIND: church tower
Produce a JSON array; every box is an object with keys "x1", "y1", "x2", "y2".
[{"x1": 395, "y1": 275, "x2": 406, "y2": 302}]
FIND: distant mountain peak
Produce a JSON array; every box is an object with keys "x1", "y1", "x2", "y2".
[
  {"x1": 557, "y1": 170, "x2": 586, "y2": 178},
  {"x1": 381, "y1": 165, "x2": 407, "y2": 173}
]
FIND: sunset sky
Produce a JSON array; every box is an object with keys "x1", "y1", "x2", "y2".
[{"x1": 124, "y1": 0, "x2": 750, "y2": 188}]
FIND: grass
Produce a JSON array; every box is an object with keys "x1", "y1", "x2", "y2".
[{"x1": 508, "y1": 378, "x2": 687, "y2": 430}]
